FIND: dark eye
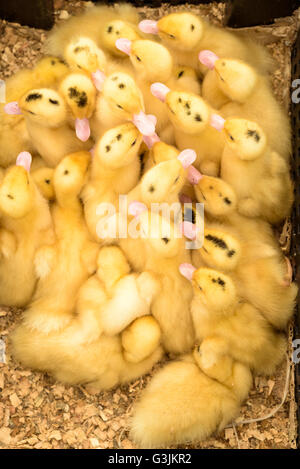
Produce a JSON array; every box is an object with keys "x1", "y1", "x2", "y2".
[
  {"x1": 7, "y1": 194, "x2": 14, "y2": 199},
  {"x1": 116, "y1": 104, "x2": 123, "y2": 109},
  {"x1": 105, "y1": 145, "x2": 111, "y2": 152},
  {"x1": 178, "y1": 98, "x2": 182, "y2": 103},
  {"x1": 224, "y1": 197, "x2": 231, "y2": 205},
  {"x1": 168, "y1": 34, "x2": 175, "y2": 39},
  {"x1": 194, "y1": 114, "x2": 202, "y2": 122},
  {"x1": 162, "y1": 237, "x2": 169, "y2": 244},
  {"x1": 116, "y1": 134, "x2": 122, "y2": 141},
  {"x1": 174, "y1": 176, "x2": 179, "y2": 184},
  {"x1": 148, "y1": 185, "x2": 155, "y2": 192},
  {"x1": 45, "y1": 179, "x2": 51, "y2": 184},
  {"x1": 136, "y1": 55, "x2": 141, "y2": 62},
  {"x1": 131, "y1": 139, "x2": 137, "y2": 147},
  {"x1": 178, "y1": 70, "x2": 184, "y2": 78},
  {"x1": 107, "y1": 25, "x2": 113, "y2": 33},
  {"x1": 191, "y1": 24, "x2": 195, "y2": 31},
  {"x1": 229, "y1": 134, "x2": 234, "y2": 141},
  {"x1": 64, "y1": 170, "x2": 69, "y2": 175},
  {"x1": 49, "y1": 99, "x2": 59, "y2": 105},
  {"x1": 118, "y1": 83, "x2": 125, "y2": 89}
]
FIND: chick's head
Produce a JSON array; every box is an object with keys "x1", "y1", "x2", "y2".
[
  {"x1": 53, "y1": 151, "x2": 90, "y2": 198},
  {"x1": 95, "y1": 123, "x2": 142, "y2": 169},
  {"x1": 65, "y1": 37, "x2": 107, "y2": 74},
  {"x1": 20, "y1": 89, "x2": 67, "y2": 127},
  {"x1": 224, "y1": 118, "x2": 267, "y2": 160},
  {"x1": 214, "y1": 58, "x2": 257, "y2": 102},
  {"x1": 102, "y1": 20, "x2": 140, "y2": 56},
  {"x1": 32, "y1": 167, "x2": 55, "y2": 202},
  {"x1": 129, "y1": 40, "x2": 173, "y2": 82},
  {"x1": 60, "y1": 73, "x2": 96, "y2": 120},
  {"x1": 192, "y1": 267, "x2": 237, "y2": 312},
  {"x1": 136, "y1": 210, "x2": 181, "y2": 258},
  {"x1": 0, "y1": 164, "x2": 35, "y2": 219},
  {"x1": 140, "y1": 158, "x2": 185, "y2": 205},
  {"x1": 201, "y1": 229, "x2": 241, "y2": 271},
  {"x1": 195, "y1": 176, "x2": 237, "y2": 217},
  {"x1": 34, "y1": 56, "x2": 69, "y2": 83},
  {"x1": 103, "y1": 72, "x2": 144, "y2": 119},
  {"x1": 166, "y1": 91, "x2": 210, "y2": 134},
  {"x1": 157, "y1": 13, "x2": 204, "y2": 50}
]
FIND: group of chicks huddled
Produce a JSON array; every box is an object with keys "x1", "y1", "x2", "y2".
[{"x1": 0, "y1": 3, "x2": 298, "y2": 448}]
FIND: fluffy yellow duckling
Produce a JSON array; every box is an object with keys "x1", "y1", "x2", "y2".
[
  {"x1": 130, "y1": 353, "x2": 252, "y2": 448},
  {"x1": 150, "y1": 84, "x2": 225, "y2": 176},
  {"x1": 91, "y1": 71, "x2": 146, "y2": 139},
  {"x1": 217, "y1": 118, "x2": 293, "y2": 223},
  {"x1": 180, "y1": 266, "x2": 286, "y2": 375},
  {"x1": 10, "y1": 246, "x2": 163, "y2": 390},
  {"x1": 188, "y1": 174, "x2": 297, "y2": 329},
  {"x1": 63, "y1": 37, "x2": 107, "y2": 75},
  {"x1": 46, "y1": 4, "x2": 141, "y2": 59},
  {"x1": 115, "y1": 38, "x2": 201, "y2": 140},
  {"x1": 82, "y1": 123, "x2": 141, "y2": 241},
  {"x1": 0, "y1": 152, "x2": 54, "y2": 307},
  {"x1": 32, "y1": 167, "x2": 55, "y2": 202},
  {"x1": 23, "y1": 151, "x2": 99, "y2": 334},
  {"x1": 202, "y1": 58, "x2": 291, "y2": 160},
  {"x1": 0, "y1": 56, "x2": 69, "y2": 167},
  {"x1": 59, "y1": 72, "x2": 97, "y2": 142},
  {"x1": 116, "y1": 206, "x2": 195, "y2": 355},
  {"x1": 17, "y1": 88, "x2": 92, "y2": 166},
  {"x1": 139, "y1": 12, "x2": 271, "y2": 76}
]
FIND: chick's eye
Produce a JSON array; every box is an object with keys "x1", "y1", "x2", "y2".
[
  {"x1": 64, "y1": 170, "x2": 69, "y2": 175},
  {"x1": 229, "y1": 135, "x2": 234, "y2": 141},
  {"x1": 169, "y1": 34, "x2": 175, "y2": 39},
  {"x1": 136, "y1": 55, "x2": 141, "y2": 62},
  {"x1": 162, "y1": 237, "x2": 169, "y2": 244},
  {"x1": 116, "y1": 104, "x2": 123, "y2": 109}
]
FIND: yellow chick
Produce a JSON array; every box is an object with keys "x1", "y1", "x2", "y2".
[
  {"x1": 32, "y1": 167, "x2": 55, "y2": 202},
  {"x1": 139, "y1": 12, "x2": 271, "y2": 76},
  {"x1": 46, "y1": 3, "x2": 141, "y2": 59},
  {"x1": 117, "y1": 207, "x2": 195, "y2": 355},
  {"x1": 91, "y1": 71, "x2": 145, "y2": 139},
  {"x1": 115, "y1": 38, "x2": 201, "y2": 141},
  {"x1": 17, "y1": 88, "x2": 92, "y2": 166},
  {"x1": 82, "y1": 123, "x2": 142, "y2": 241},
  {"x1": 0, "y1": 56, "x2": 69, "y2": 167},
  {"x1": 0, "y1": 152, "x2": 54, "y2": 307},
  {"x1": 150, "y1": 84, "x2": 225, "y2": 176},
  {"x1": 203, "y1": 58, "x2": 291, "y2": 160},
  {"x1": 180, "y1": 266, "x2": 287, "y2": 375},
  {"x1": 219, "y1": 118, "x2": 293, "y2": 223},
  {"x1": 130, "y1": 353, "x2": 252, "y2": 448},
  {"x1": 59, "y1": 72, "x2": 97, "y2": 143},
  {"x1": 23, "y1": 151, "x2": 99, "y2": 334},
  {"x1": 10, "y1": 246, "x2": 163, "y2": 390}
]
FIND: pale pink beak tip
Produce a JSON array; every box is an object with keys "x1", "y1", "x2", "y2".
[
  {"x1": 139, "y1": 19, "x2": 159, "y2": 35},
  {"x1": 198, "y1": 50, "x2": 219, "y2": 69}
]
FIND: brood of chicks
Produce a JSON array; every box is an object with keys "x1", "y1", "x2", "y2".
[{"x1": 0, "y1": 3, "x2": 297, "y2": 448}]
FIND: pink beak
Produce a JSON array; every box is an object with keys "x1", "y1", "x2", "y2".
[{"x1": 75, "y1": 118, "x2": 91, "y2": 142}]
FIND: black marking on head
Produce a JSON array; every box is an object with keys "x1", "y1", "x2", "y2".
[
  {"x1": 68, "y1": 87, "x2": 88, "y2": 108},
  {"x1": 205, "y1": 234, "x2": 227, "y2": 250},
  {"x1": 26, "y1": 93, "x2": 42, "y2": 102},
  {"x1": 185, "y1": 102, "x2": 190, "y2": 109},
  {"x1": 107, "y1": 25, "x2": 113, "y2": 33},
  {"x1": 105, "y1": 145, "x2": 111, "y2": 152},
  {"x1": 162, "y1": 237, "x2": 169, "y2": 244},
  {"x1": 139, "y1": 151, "x2": 146, "y2": 175},
  {"x1": 117, "y1": 104, "x2": 123, "y2": 109},
  {"x1": 51, "y1": 60, "x2": 56, "y2": 65},
  {"x1": 119, "y1": 83, "x2": 125, "y2": 89},
  {"x1": 74, "y1": 46, "x2": 89, "y2": 53},
  {"x1": 178, "y1": 70, "x2": 184, "y2": 78},
  {"x1": 112, "y1": 76, "x2": 118, "y2": 81},
  {"x1": 64, "y1": 170, "x2": 69, "y2": 175},
  {"x1": 227, "y1": 250, "x2": 235, "y2": 258},
  {"x1": 184, "y1": 207, "x2": 196, "y2": 225},
  {"x1": 194, "y1": 113, "x2": 202, "y2": 122},
  {"x1": 49, "y1": 99, "x2": 59, "y2": 105},
  {"x1": 217, "y1": 277, "x2": 225, "y2": 287},
  {"x1": 191, "y1": 24, "x2": 195, "y2": 31},
  {"x1": 178, "y1": 97, "x2": 182, "y2": 103},
  {"x1": 149, "y1": 185, "x2": 155, "y2": 193},
  {"x1": 247, "y1": 129, "x2": 260, "y2": 142},
  {"x1": 116, "y1": 134, "x2": 122, "y2": 141},
  {"x1": 7, "y1": 194, "x2": 14, "y2": 199},
  {"x1": 224, "y1": 197, "x2": 231, "y2": 205},
  {"x1": 187, "y1": 111, "x2": 191, "y2": 116},
  {"x1": 45, "y1": 179, "x2": 51, "y2": 184},
  {"x1": 229, "y1": 134, "x2": 235, "y2": 141}
]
